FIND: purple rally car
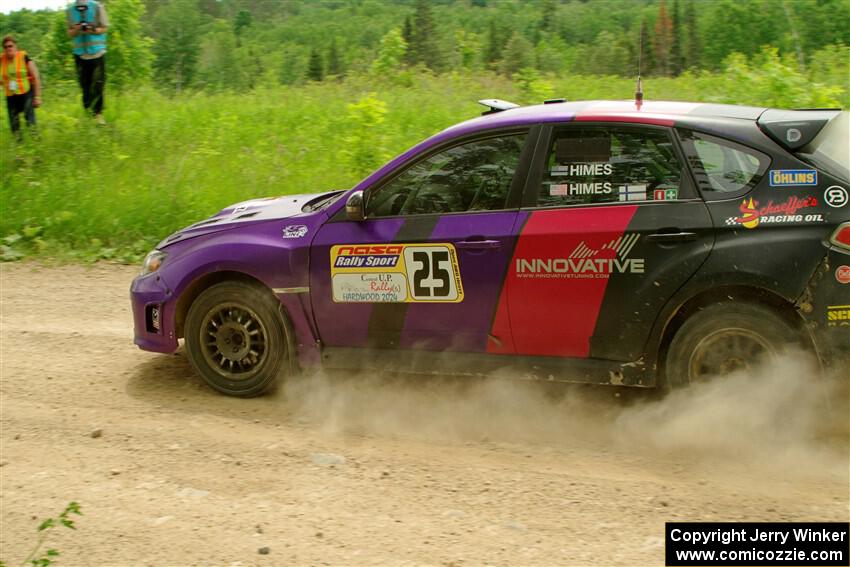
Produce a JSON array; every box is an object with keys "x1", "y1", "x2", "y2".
[{"x1": 131, "y1": 99, "x2": 850, "y2": 397}]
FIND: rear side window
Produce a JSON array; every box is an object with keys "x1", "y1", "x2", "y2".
[
  {"x1": 537, "y1": 126, "x2": 684, "y2": 208},
  {"x1": 678, "y1": 130, "x2": 769, "y2": 198}
]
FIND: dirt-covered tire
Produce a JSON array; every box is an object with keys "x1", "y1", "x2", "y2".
[
  {"x1": 185, "y1": 281, "x2": 289, "y2": 397},
  {"x1": 664, "y1": 302, "x2": 802, "y2": 388}
]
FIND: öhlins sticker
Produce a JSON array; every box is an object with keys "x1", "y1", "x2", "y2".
[
  {"x1": 769, "y1": 169, "x2": 817, "y2": 187},
  {"x1": 330, "y1": 243, "x2": 464, "y2": 303}
]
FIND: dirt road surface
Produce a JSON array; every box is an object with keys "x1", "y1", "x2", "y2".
[{"x1": 1, "y1": 263, "x2": 848, "y2": 566}]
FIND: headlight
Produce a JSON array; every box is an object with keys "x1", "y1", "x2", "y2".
[{"x1": 141, "y1": 250, "x2": 166, "y2": 276}]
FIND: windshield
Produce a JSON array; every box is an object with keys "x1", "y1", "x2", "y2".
[{"x1": 797, "y1": 111, "x2": 849, "y2": 182}]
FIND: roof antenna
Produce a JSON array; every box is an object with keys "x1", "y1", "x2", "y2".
[{"x1": 635, "y1": 20, "x2": 644, "y2": 110}]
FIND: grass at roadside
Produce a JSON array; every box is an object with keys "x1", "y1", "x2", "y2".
[
  {"x1": 1, "y1": 75, "x2": 506, "y2": 262},
  {"x1": 1, "y1": 55, "x2": 846, "y2": 263}
]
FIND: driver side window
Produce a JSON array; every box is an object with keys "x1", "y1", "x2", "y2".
[
  {"x1": 367, "y1": 134, "x2": 526, "y2": 217},
  {"x1": 537, "y1": 126, "x2": 683, "y2": 208}
]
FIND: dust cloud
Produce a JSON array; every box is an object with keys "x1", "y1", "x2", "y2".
[
  {"x1": 279, "y1": 351, "x2": 848, "y2": 479},
  {"x1": 615, "y1": 351, "x2": 849, "y2": 478}
]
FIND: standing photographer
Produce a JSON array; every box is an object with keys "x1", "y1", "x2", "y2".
[
  {"x1": 2, "y1": 35, "x2": 41, "y2": 139},
  {"x1": 66, "y1": 0, "x2": 108, "y2": 124}
]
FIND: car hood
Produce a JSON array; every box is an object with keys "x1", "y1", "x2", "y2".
[{"x1": 157, "y1": 192, "x2": 333, "y2": 248}]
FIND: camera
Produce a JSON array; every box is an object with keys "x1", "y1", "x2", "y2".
[{"x1": 75, "y1": 5, "x2": 91, "y2": 32}]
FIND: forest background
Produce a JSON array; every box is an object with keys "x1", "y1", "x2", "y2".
[{"x1": 1, "y1": 0, "x2": 848, "y2": 261}]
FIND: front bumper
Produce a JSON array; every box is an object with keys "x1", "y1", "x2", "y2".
[{"x1": 130, "y1": 272, "x2": 179, "y2": 353}]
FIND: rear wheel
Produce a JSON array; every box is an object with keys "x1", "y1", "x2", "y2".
[
  {"x1": 185, "y1": 281, "x2": 289, "y2": 397},
  {"x1": 664, "y1": 302, "x2": 801, "y2": 388}
]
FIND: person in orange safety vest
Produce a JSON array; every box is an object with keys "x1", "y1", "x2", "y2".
[{"x1": 1, "y1": 35, "x2": 41, "y2": 139}]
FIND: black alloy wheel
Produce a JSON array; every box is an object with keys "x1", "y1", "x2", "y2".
[
  {"x1": 664, "y1": 302, "x2": 802, "y2": 387},
  {"x1": 185, "y1": 281, "x2": 289, "y2": 397}
]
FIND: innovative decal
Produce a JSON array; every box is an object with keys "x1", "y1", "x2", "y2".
[
  {"x1": 725, "y1": 196, "x2": 821, "y2": 229},
  {"x1": 827, "y1": 305, "x2": 850, "y2": 327},
  {"x1": 515, "y1": 233, "x2": 643, "y2": 279},
  {"x1": 282, "y1": 225, "x2": 308, "y2": 238},
  {"x1": 330, "y1": 243, "x2": 464, "y2": 303},
  {"x1": 490, "y1": 205, "x2": 638, "y2": 359},
  {"x1": 769, "y1": 169, "x2": 817, "y2": 187},
  {"x1": 824, "y1": 186, "x2": 848, "y2": 208},
  {"x1": 836, "y1": 265, "x2": 850, "y2": 285}
]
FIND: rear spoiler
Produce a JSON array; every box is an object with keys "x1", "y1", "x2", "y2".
[{"x1": 757, "y1": 108, "x2": 842, "y2": 151}]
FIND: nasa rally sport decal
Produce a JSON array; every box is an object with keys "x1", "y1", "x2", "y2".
[{"x1": 330, "y1": 243, "x2": 464, "y2": 303}]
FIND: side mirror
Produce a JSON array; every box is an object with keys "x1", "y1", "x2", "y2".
[{"x1": 345, "y1": 190, "x2": 365, "y2": 221}]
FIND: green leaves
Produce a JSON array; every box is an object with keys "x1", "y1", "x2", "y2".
[
  {"x1": 13, "y1": 502, "x2": 82, "y2": 567},
  {"x1": 36, "y1": 519, "x2": 55, "y2": 532}
]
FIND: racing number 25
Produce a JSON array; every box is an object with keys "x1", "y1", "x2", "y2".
[{"x1": 411, "y1": 250, "x2": 451, "y2": 298}]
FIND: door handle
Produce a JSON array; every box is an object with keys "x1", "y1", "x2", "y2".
[
  {"x1": 647, "y1": 231, "x2": 698, "y2": 242},
  {"x1": 456, "y1": 239, "x2": 502, "y2": 250}
]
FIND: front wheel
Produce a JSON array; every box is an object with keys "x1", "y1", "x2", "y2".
[
  {"x1": 185, "y1": 281, "x2": 289, "y2": 397},
  {"x1": 664, "y1": 302, "x2": 802, "y2": 388}
]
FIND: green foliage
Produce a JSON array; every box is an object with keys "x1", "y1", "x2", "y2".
[
  {"x1": 500, "y1": 31, "x2": 534, "y2": 77},
  {"x1": 408, "y1": 0, "x2": 441, "y2": 71},
  {"x1": 196, "y1": 21, "x2": 241, "y2": 91},
  {"x1": 670, "y1": 0, "x2": 683, "y2": 76},
  {"x1": 0, "y1": 501, "x2": 83, "y2": 567},
  {"x1": 454, "y1": 29, "x2": 482, "y2": 70},
  {"x1": 514, "y1": 67, "x2": 553, "y2": 104},
  {"x1": 40, "y1": 11, "x2": 76, "y2": 86},
  {"x1": 275, "y1": 42, "x2": 308, "y2": 86},
  {"x1": 718, "y1": 47, "x2": 843, "y2": 108},
  {"x1": 152, "y1": 0, "x2": 202, "y2": 92},
  {"x1": 654, "y1": 0, "x2": 674, "y2": 76},
  {"x1": 0, "y1": 8, "x2": 54, "y2": 60},
  {"x1": 575, "y1": 30, "x2": 632, "y2": 76},
  {"x1": 370, "y1": 27, "x2": 407, "y2": 77},
  {"x1": 684, "y1": 0, "x2": 700, "y2": 69},
  {"x1": 326, "y1": 38, "x2": 343, "y2": 78},
  {"x1": 535, "y1": 33, "x2": 572, "y2": 74},
  {"x1": 233, "y1": 9, "x2": 252, "y2": 41},
  {"x1": 307, "y1": 48, "x2": 324, "y2": 82},
  {"x1": 105, "y1": 0, "x2": 153, "y2": 90},
  {"x1": 3, "y1": 0, "x2": 849, "y2": 84},
  {"x1": 343, "y1": 92, "x2": 389, "y2": 176},
  {"x1": 808, "y1": 44, "x2": 850, "y2": 97},
  {"x1": 484, "y1": 19, "x2": 505, "y2": 67},
  {"x1": 401, "y1": 15, "x2": 414, "y2": 64},
  {"x1": 0, "y1": 45, "x2": 846, "y2": 262}
]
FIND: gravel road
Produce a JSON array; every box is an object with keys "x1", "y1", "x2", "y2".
[{"x1": 1, "y1": 262, "x2": 847, "y2": 566}]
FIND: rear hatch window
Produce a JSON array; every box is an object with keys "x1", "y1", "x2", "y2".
[{"x1": 796, "y1": 111, "x2": 849, "y2": 183}]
